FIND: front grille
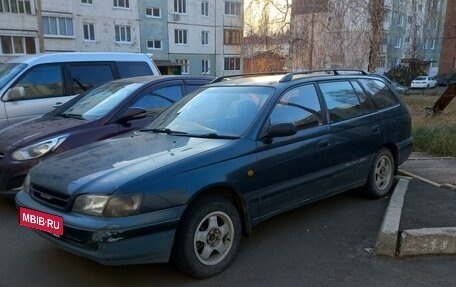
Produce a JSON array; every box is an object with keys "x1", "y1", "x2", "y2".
[{"x1": 31, "y1": 184, "x2": 70, "y2": 209}]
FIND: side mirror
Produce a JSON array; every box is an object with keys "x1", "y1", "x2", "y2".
[
  {"x1": 267, "y1": 122, "x2": 297, "y2": 138},
  {"x1": 4, "y1": 87, "x2": 25, "y2": 101},
  {"x1": 118, "y1": 107, "x2": 147, "y2": 123}
]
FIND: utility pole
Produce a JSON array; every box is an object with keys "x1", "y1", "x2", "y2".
[{"x1": 36, "y1": 0, "x2": 45, "y2": 53}]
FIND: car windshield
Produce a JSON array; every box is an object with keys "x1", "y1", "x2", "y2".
[
  {"x1": 415, "y1": 76, "x2": 427, "y2": 80},
  {"x1": 0, "y1": 63, "x2": 27, "y2": 90},
  {"x1": 58, "y1": 81, "x2": 144, "y2": 120},
  {"x1": 146, "y1": 86, "x2": 274, "y2": 137}
]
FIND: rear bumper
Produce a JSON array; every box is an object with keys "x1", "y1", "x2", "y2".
[
  {"x1": 16, "y1": 190, "x2": 186, "y2": 265},
  {"x1": 397, "y1": 137, "x2": 413, "y2": 166}
]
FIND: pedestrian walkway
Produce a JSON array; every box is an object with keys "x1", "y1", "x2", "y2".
[{"x1": 399, "y1": 152, "x2": 456, "y2": 189}]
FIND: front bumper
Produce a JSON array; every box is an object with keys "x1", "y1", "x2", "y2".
[
  {"x1": 0, "y1": 156, "x2": 36, "y2": 196},
  {"x1": 16, "y1": 190, "x2": 186, "y2": 265}
]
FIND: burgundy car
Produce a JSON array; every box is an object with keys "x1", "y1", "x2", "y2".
[{"x1": 0, "y1": 75, "x2": 212, "y2": 197}]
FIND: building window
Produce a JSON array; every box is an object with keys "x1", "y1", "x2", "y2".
[
  {"x1": 225, "y1": 1, "x2": 241, "y2": 16},
  {"x1": 396, "y1": 14, "x2": 403, "y2": 26},
  {"x1": 202, "y1": 59, "x2": 210, "y2": 74},
  {"x1": 81, "y1": 0, "x2": 93, "y2": 4},
  {"x1": 113, "y1": 0, "x2": 129, "y2": 8},
  {"x1": 145, "y1": 7, "x2": 160, "y2": 17},
  {"x1": 405, "y1": 37, "x2": 410, "y2": 44},
  {"x1": 43, "y1": 16, "x2": 74, "y2": 37},
  {"x1": 394, "y1": 37, "x2": 401, "y2": 48},
  {"x1": 407, "y1": 16, "x2": 412, "y2": 24},
  {"x1": 83, "y1": 23, "x2": 95, "y2": 41},
  {"x1": 224, "y1": 57, "x2": 240, "y2": 70},
  {"x1": 423, "y1": 39, "x2": 428, "y2": 49},
  {"x1": 378, "y1": 56, "x2": 386, "y2": 68},
  {"x1": 224, "y1": 29, "x2": 241, "y2": 45},
  {"x1": 201, "y1": 1, "x2": 208, "y2": 16},
  {"x1": 174, "y1": 29, "x2": 187, "y2": 44},
  {"x1": 201, "y1": 31, "x2": 209, "y2": 45},
  {"x1": 0, "y1": 0, "x2": 32, "y2": 14},
  {"x1": 115, "y1": 25, "x2": 131, "y2": 43},
  {"x1": 174, "y1": 0, "x2": 186, "y2": 14},
  {"x1": 431, "y1": 39, "x2": 436, "y2": 49},
  {"x1": 147, "y1": 40, "x2": 162, "y2": 50},
  {"x1": 0, "y1": 35, "x2": 36, "y2": 54},
  {"x1": 176, "y1": 59, "x2": 189, "y2": 74}
]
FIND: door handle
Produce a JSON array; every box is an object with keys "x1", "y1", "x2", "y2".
[
  {"x1": 372, "y1": 125, "x2": 380, "y2": 134},
  {"x1": 53, "y1": 102, "x2": 63, "y2": 109},
  {"x1": 318, "y1": 139, "x2": 331, "y2": 149}
]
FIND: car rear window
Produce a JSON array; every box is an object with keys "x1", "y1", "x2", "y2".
[{"x1": 359, "y1": 79, "x2": 398, "y2": 110}]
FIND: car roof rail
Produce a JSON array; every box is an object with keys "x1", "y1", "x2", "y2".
[
  {"x1": 279, "y1": 69, "x2": 369, "y2": 82},
  {"x1": 211, "y1": 72, "x2": 288, "y2": 83}
]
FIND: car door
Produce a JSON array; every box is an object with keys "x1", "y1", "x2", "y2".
[
  {"x1": 65, "y1": 62, "x2": 117, "y2": 96},
  {"x1": 3, "y1": 64, "x2": 69, "y2": 126},
  {"x1": 253, "y1": 84, "x2": 333, "y2": 218},
  {"x1": 317, "y1": 80, "x2": 382, "y2": 192}
]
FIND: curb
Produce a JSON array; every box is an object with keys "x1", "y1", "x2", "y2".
[
  {"x1": 400, "y1": 227, "x2": 456, "y2": 256},
  {"x1": 398, "y1": 169, "x2": 456, "y2": 190},
  {"x1": 375, "y1": 177, "x2": 456, "y2": 257},
  {"x1": 375, "y1": 178, "x2": 409, "y2": 256}
]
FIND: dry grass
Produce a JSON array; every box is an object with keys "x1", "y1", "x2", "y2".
[{"x1": 402, "y1": 87, "x2": 456, "y2": 157}]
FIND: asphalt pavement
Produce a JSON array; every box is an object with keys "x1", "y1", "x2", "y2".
[{"x1": 376, "y1": 152, "x2": 456, "y2": 256}]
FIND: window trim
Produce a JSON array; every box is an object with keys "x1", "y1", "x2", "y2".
[
  {"x1": 83, "y1": 23, "x2": 95, "y2": 42},
  {"x1": 174, "y1": 29, "x2": 188, "y2": 45},
  {"x1": 147, "y1": 39, "x2": 162, "y2": 50},
  {"x1": 113, "y1": 0, "x2": 130, "y2": 9},
  {"x1": 145, "y1": 7, "x2": 160, "y2": 18},
  {"x1": 42, "y1": 16, "x2": 75, "y2": 38},
  {"x1": 114, "y1": 25, "x2": 132, "y2": 43}
]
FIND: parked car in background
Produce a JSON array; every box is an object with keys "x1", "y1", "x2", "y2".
[
  {"x1": 0, "y1": 52, "x2": 160, "y2": 129},
  {"x1": 16, "y1": 71, "x2": 412, "y2": 278},
  {"x1": 373, "y1": 74, "x2": 408, "y2": 95},
  {"x1": 432, "y1": 73, "x2": 456, "y2": 86},
  {"x1": 410, "y1": 76, "x2": 437, "y2": 89},
  {"x1": 0, "y1": 75, "x2": 212, "y2": 197}
]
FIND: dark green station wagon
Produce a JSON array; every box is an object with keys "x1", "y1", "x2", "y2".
[{"x1": 16, "y1": 71, "x2": 412, "y2": 278}]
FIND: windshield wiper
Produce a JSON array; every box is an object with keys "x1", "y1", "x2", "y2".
[
  {"x1": 195, "y1": 133, "x2": 240, "y2": 139},
  {"x1": 140, "y1": 128, "x2": 188, "y2": 135},
  {"x1": 60, "y1": 113, "x2": 85, "y2": 120}
]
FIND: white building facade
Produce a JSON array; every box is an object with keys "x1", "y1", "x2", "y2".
[{"x1": 1, "y1": 0, "x2": 244, "y2": 76}]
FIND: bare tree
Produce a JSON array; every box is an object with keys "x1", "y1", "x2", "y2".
[{"x1": 367, "y1": 0, "x2": 385, "y2": 72}]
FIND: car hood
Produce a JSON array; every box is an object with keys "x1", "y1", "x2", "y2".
[
  {"x1": 30, "y1": 131, "x2": 233, "y2": 195},
  {"x1": 0, "y1": 116, "x2": 91, "y2": 149}
]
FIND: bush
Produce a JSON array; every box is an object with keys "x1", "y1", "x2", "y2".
[{"x1": 385, "y1": 62, "x2": 427, "y2": 86}]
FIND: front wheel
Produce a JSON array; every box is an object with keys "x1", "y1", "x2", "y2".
[
  {"x1": 172, "y1": 195, "x2": 242, "y2": 278},
  {"x1": 365, "y1": 148, "x2": 395, "y2": 198}
]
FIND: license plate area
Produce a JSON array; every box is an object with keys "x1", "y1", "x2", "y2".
[{"x1": 19, "y1": 207, "x2": 64, "y2": 236}]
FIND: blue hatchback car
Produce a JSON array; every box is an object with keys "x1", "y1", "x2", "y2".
[{"x1": 16, "y1": 71, "x2": 412, "y2": 278}]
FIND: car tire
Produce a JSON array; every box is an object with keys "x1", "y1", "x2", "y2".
[
  {"x1": 365, "y1": 148, "x2": 395, "y2": 199},
  {"x1": 172, "y1": 195, "x2": 242, "y2": 278}
]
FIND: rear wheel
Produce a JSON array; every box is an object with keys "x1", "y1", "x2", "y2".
[
  {"x1": 172, "y1": 195, "x2": 241, "y2": 278},
  {"x1": 365, "y1": 148, "x2": 395, "y2": 198}
]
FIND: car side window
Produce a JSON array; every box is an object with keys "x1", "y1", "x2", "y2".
[
  {"x1": 270, "y1": 84, "x2": 323, "y2": 130},
  {"x1": 359, "y1": 79, "x2": 398, "y2": 110},
  {"x1": 130, "y1": 85, "x2": 183, "y2": 117},
  {"x1": 351, "y1": 80, "x2": 376, "y2": 113},
  {"x1": 117, "y1": 62, "x2": 153, "y2": 77},
  {"x1": 68, "y1": 64, "x2": 115, "y2": 95},
  {"x1": 319, "y1": 81, "x2": 363, "y2": 123},
  {"x1": 13, "y1": 64, "x2": 64, "y2": 100}
]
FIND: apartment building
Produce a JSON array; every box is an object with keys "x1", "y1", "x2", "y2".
[
  {"x1": 289, "y1": 0, "x2": 447, "y2": 75},
  {"x1": 439, "y1": 0, "x2": 456, "y2": 74},
  {"x1": 380, "y1": 0, "x2": 447, "y2": 76},
  {"x1": 0, "y1": 0, "x2": 244, "y2": 76},
  {"x1": 139, "y1": 0, "x2": 243, "y2": 76}
]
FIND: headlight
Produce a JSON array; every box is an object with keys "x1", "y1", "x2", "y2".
[
  {"x1": 72, "y1": 194, "x2": 143, "y2": 217},
  {"x1": 12, "y1": 134, "x2": 69, "y2": 161}
]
